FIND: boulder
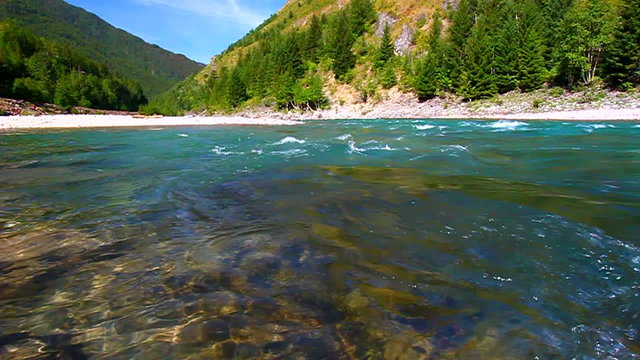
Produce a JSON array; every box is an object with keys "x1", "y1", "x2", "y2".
[
  {"x1": 376, "y1": 12, "x2": 398, "y2": 37},
  {"x1": 394, "y1": 25, "x2": 415, "y2": 55}
]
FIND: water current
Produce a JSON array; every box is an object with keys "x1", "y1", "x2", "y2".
[{"x1": 0, "y1": 119, "x2": 639, "y2": 359}]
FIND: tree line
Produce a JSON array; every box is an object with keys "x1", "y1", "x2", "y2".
[
  {"x1": 414, "y1": 0, "x2": 639, "y2": 99},
  {"x1": 145, "y1": 0, "x2": 639, "y2": 115},
  {"x1": 0, "y1": 22, "x2": 147, "y2": 111}
]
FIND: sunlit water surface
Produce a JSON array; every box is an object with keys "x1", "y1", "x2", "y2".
[{"x1": 0, "y1": 120, "x2": 639, "y2": 359}]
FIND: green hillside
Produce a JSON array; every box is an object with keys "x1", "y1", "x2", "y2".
[
  {"x1": 0, "y1": 0, "x2": 204, "y2": 97},
  {"x1": 146, "y1": 0, "x2": 639, "y2": 115},
  {"x1": 0, "y1": 22, "x2": 146, "y2": 111}
]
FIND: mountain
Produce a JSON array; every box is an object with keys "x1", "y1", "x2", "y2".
[
  {"x1": 0, "y1": 0, "x2": 204, "y2": 97},
  {"x1": 1, "y1": 22, "x2": 147, "y2": 111},
  {"x1": 145, "y1": 0, "x2": 638, "y2": 115}
]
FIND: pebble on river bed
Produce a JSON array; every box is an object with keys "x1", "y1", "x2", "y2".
[{"x1": 177, "y1": 319, "x2": 230, "y2": 344}]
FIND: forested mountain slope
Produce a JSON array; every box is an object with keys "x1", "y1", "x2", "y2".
[
  {"x1": 146, "y1": 0, "x2": 639, "y2": 115},
  {"x1": 0, "y1": 0, "x2": 204, "y2": 97},
  {"x1": 0, "y1": 22, "x2": 147, "y2": 111}
]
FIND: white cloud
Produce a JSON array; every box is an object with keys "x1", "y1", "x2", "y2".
[{"x1": 132, "y1": 0, "x2": 267, "y2": 27}]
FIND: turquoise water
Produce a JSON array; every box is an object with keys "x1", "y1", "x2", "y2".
[{"x1": 0, "y1": 119, "x2": 639, "y2": 359}]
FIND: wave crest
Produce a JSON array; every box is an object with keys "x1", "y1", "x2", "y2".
[{"x1": 273, "y1": 136, "x2": 306, "y2": 145}]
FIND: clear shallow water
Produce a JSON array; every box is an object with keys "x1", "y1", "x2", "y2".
[{"x1": 0, "y1": 119, "x2": 639, "y2": 359}]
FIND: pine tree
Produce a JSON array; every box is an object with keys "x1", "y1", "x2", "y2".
[
  {"x1": 445, "y1": 0, "x2": 479, "y2": 90},
  {"x1": 246, "y1": 58, "x2": 268, "y2": 99},
  {"x1": 376, "y1": 25, "x2": 395, "y2": 68},
  {"x1": 380, "y1": 62, "x2": 397, "y2": 89},
  {"x1": 494, "y1": 1, "x2": 520, "y2": 92},
  {"x1": 457, "y1": 23, "x2": 498, "y2": 99},
  {"x1": 275, "y1": 71, "x2": 296, "y2": 109},
  {"x1": 348, "y1": 0, "x2": 376, "y2": 37},
  {"x1": 602, "y1": 0, "x2": 640, "y2": 87},
  {"x1": 534, "y1": 0, "x2": 573, "y2": 61},
  {"x1": 303, "y1": 15, "x2": 323, "y2": 62},
  {"x1": 210, "y1": 67, "x2": 230, "y2": 109},
  {"x1": 414, "y1": 14, "x2": 446, "y2": 99},
  {"x1": 448, "y1": 0, "x2": 478, "y2": 53},
  {"x1": 282, "y1": 32, "x2": 305, "y2": 78},
  {"x1": 227, "y1": 68, "x2": 247, "y2": 108},
  {"x1": 516, "y1": 0, "x2": 547, "y2": 91},
  {"x1": 415, "y1": 55, "x2": 439, "y2": 99},
  {"x1": 330, "y1": 13, "x2": 355, "y2": 79},
  {"x1": 426, "y1": 13, "x2": 443, "y2": 51}
]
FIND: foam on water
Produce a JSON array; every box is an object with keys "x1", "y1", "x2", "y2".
[
  {"x1": 348, "y1": 140, "x2": 366, "y2": 154},
  {"x1": 177, "y1": 133, "x2": 189, "y2": 138},
  {"x1": 415, "y1": 124, "x2": 436, "y2": 130},
  {"x1": 489, "y1": 120, "x2": 528, "y2": 130},
  {"x1": 211, "y1": 146, "x2": 237, "y2": 155},
  {"x1": 362, "y1": 140, "x2": 380, "y2": 145},
  {"x1": 271, "y1": 148, "x2": 308, "y2": 157},
  {"x1": 579, "y1": 124, "x2": 615, "y2": 132},
  {"x1": 440, "y1": 144, "x2": 469, "y2": 153},
  {"x1": 335, "y1": 134, "x2": 353, "y2": 141},
  {"x1": 273, "y1": 136, "x2": 306, "y2": 145},
  {"x1": 348, "y1": 140, "x2": 405, "y2": 154}
]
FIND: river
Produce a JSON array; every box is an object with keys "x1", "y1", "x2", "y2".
[{"x1": 0, "y1": 119, "x2": 638, "y2": 359}]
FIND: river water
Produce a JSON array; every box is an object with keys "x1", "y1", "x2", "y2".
[{"x1": 0, "y1": 119, "x2": 639, "y2": 359}]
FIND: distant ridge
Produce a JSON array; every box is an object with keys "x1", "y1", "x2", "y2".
[{"x1": 0, "y1": 0, "x2": 205, "y2": 96}]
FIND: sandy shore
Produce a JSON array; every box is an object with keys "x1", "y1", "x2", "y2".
[
  {"x1": 1, "y1": 107, "x2": 638, "y2": 130},
  {"x1": 0, "y1": 115, "x2": 302, "y2": 130}
]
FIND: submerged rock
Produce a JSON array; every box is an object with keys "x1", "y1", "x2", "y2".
[
  {"x1": 234, "y1": 342, "x2": 261, "y2": 359},
  {"x1": 177, "y1": 319, "x2": 230, "y2": 344},
  {"x1": 211, "y1": 340, "x2": 237, "y2": 358},
  {"x1": 383, "y1": 332, "x2": 433, "y2": 360}
]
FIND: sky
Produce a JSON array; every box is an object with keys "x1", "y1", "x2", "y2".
[{"x1": 65, "y1": 0, "x2": 285, "y2": 64}]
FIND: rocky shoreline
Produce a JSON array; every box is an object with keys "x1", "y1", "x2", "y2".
[
  {"x1": 0, "y1": 115, "x2": 302, "y2": 130},
  {"x1": 0, "y1": 97, "x2": 135, "y2": 117},
  {"x1": 233, "y1": 88, "x2": 640, "y2": 121},
  {"x1": 2, "y1": 89, "x2": 639, "y2": 130}
]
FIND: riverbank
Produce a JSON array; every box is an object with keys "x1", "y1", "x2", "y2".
[
  {"x1": 2, "y1": 87, "x2": 639, "y2": 129},
  {"x1": 246, "y1": 87, "x2": 640, "y2": 121},
  {"x1": 0, "y1": 115, "x2": 302, "y2": 130},
  {"x1": 1, "y1": 107, "x2": 638, "y2": 131},
  {"x1": 0, "y1": 97, "x2": 135, "y2": 116}
]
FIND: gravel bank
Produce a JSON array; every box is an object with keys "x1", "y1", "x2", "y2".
[
  {"x1": 0, "y1": 115, "x2": 302, "y2": 130},
  {"x1": 1, "y1": 107, "x2": 638, "y2": 131}
]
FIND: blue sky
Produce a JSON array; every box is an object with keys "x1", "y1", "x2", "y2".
[{"x1": 66, "y1": 0, "x2": 285, "y2": 64}]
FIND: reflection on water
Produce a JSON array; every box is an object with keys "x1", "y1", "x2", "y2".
[{"x1": 0, "y1": 120, "x2": 639, "y2": 359}]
